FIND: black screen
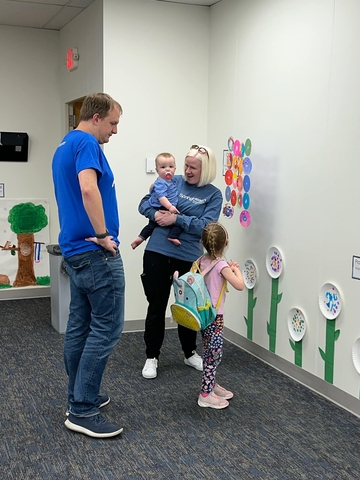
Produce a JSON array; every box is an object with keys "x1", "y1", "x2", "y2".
[{"x1": 0, "y1": 132, "x2": 29, "y2": 162}]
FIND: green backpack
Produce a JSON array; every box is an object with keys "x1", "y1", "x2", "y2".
[{"x1": 170, "y1": 258, "x2": 226, "y2": 331}]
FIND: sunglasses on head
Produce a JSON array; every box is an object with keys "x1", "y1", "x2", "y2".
[{"x1": 190, "y1": 145, "x2": 209, "y2": 158}]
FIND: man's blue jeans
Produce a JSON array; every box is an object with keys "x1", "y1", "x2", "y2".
[{"x1": 64, "y1": 249, "x2": 125, "y2": 417}]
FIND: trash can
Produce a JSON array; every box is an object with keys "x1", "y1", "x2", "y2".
[{"x1": 46, "y1": 244, "x2": 70, "y2": 334}]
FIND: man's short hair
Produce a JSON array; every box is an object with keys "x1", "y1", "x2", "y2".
[{"x1": 79, "y1": 93, "x2": 122, "y2": 121}]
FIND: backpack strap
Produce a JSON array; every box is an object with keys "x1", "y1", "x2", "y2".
[
  {"x1": 194, "y1": 256, "x2": 228, "y2": 310},
  {"x1": 194, "y1": 256, "x2": 218, "y2": 276},
  {"x1": 191, "y1": 255, "x2": 205, "y2": 274},
  {"x1": 215, "y1": 280, "x2": 227, "y2": 310}
]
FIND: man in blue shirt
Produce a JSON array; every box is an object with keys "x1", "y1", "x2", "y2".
[{"x1": 52, "y1": 93, "x2": 125, "y2": 438}]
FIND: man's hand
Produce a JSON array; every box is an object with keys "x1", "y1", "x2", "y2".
[{"x1": 85, "y1": 235, "x2": 118, "y2": 255}]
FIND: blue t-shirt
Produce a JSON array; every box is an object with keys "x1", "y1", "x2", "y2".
[
  {"x1": 149, "y1": 177, "x2": 178, "y2": 208},
  {"x1": 139, "y1": 175, "x2": 223, "y2": 262},
  {"x1": 52, "y1": 130, "x2": 120, "y2": 258}
]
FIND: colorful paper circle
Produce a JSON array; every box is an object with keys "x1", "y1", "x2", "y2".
[
  {"x1": 243, "y1": 193, "x2": 250, "y2": 210},
  {"x1": 243, "y1": 259, "x2": 258, "y2": 289},
  {"x1": 237, "y1": 193, "x2": 242, "y2": 208},
  {"x1": 230, "y1": 190, "x2": 237, "y2": 207},
  {"x1": 233, "y1": 139, "x2": 240, "y2": 156},
  {"x1": 243, "y1": 175, "x2": 251, "y2": 192},
  {"x1": 241, "y1": 143, "x2": 245, "y2": 157},
  {"x1": 266, "y1": 246, "x2": 283, "y2": 278},
  {"x1": 232, "y1": 172, "x2": 238, "y2": 188},
  {"x1": 226, "y1": 152, "x2": 232, "y2": 168},
  {"x1": 232, "y1": 156, "x2": 239, "y2": 170},
  {"x1": 228, "y1": 137, "x2": 234, "y2": 152},
  {"x1": 225, "y1": 186, "x2": 231, "y2": 202},
  {"x1": 230, "y1": 190, "x2": 237, "y2": 206},
  {"x1": 318, "y1": 283, "x2": 342, "y2": 320},
  {"x1": 225, "y1": 169, "x2": 233, "y2": 185},
  {"x1": 245, "y1": 138, "x2": 252, "y2": 156},
  {"x1": 223, "y1": 203, "x2": 234, "y2": 218},
  {"x1": 240, "y1": 210, "x2": 251, "y2": 227},
  {"x1": 243, "y1": 157, "x2": 252, "y2": 174},
  {"x1": 239, "y1": 144, "x2": 243, "y2": 158},
  {"x1": 287, "y1": 308, "x2": 306, "y2": 342},
  {"x1": 237, "y1": 176, "x2": 243, "y2": 191}
]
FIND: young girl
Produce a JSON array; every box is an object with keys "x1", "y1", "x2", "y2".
[{"x1": 196, "y1": 222, "x2": 244, "y2": 409}]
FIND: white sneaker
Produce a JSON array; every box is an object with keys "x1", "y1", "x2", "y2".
[
  {"x1": 184, "y1": 351, "x2": 203, "y2": 371},
  {"x1": 142, "y1": 358, "x2": 158, "y2": 379}
]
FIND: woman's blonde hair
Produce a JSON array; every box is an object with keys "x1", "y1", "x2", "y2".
[
  {"x1": 201, "y1": 222, "x2": 229, "y2": 259},
  {"x1": 184, "y1": 145, "x2": 217, "y2": 187}
]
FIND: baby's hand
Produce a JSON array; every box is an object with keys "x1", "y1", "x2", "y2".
[{"x1": 169, "y1": 205, "x2": 179, "y2": 214}]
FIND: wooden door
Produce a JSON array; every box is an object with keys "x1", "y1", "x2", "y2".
[{"x1": 66, "y1": 97, "x2": 85, "y2": 131}]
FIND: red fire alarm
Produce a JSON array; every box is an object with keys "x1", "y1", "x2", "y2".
[{"x1": 66, "y1": 48, "x2": 79, "y2": 72}]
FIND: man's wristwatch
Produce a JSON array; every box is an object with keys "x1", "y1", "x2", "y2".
[{"x1": 95, "y1": 230, "x2": 109, "y2": 239}]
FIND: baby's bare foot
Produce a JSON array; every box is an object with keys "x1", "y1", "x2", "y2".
[
  {"x1": 168, "y1": 238, "x2": 181, "y2": 246},
  {"x1": 131, "y1": 237, "x2": 144, "y2": 250}
]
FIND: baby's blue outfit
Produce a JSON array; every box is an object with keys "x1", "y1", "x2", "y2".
[{"x1": 149, "y1": 177, "x2": 178, "y2": 208}]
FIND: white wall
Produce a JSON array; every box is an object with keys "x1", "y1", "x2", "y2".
[
  {"x1": 58, "y1": 0, "x2": 104, "y2": 132},
  {"x1": 6, "y1": 0, "x2": 208, "y2": 320},
  {"x1": 0, "y1": 25, "x2": 61, "y2": 243},
  {"x1": 209, "y1": 0, "x2": 360, "y2": 400},
  {"x1": 103, "y1": 0, "x2": 210, "y2": 320}
]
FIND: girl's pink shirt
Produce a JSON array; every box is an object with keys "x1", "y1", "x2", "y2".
[{"x1": 198, "y1": 255, "x2": 228, "y2": 315}]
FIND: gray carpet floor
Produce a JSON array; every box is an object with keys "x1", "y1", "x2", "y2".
[{"x1": 1, "y1": 297, "x2": 360, "y2": 479}]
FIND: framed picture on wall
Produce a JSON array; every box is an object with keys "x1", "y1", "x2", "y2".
[
  {"x1": 352, "y1": 255, "x2": 360, "y2": 280},
  {"x1": 222, "y1": 150, "x2": 229, "y2": 175}
]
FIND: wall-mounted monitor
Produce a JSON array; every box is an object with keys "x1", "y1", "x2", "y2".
[{"x1": 0, "y1": 132, "x2": 29, "y2": 162}]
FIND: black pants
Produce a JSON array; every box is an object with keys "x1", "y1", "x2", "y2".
[
  {"x1": 139, "y1": 219, "x2": 183, "y2": 242},
  {"x1": 141, "y1": 250, "x2": 197, "y2": 359},
  {"x1": 139, "y1": 207, "x2": 183, "y2": 241}
]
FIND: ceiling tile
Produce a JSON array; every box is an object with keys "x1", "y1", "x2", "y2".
[
  {"x1": 0, "y1": 0, "x2": 221, "y2": 30},
  {"x1": 43, "y1": 6, "x2": 83, "y2": 30},
  {"x1": 0, "y1": 0, "x2": 62, "y2": 28},
  {"x1": 15, "y1": 0, "x2": 68, "y2": 5},
  {"x1": 67, "y1": 0, "x2": 95, "y2": 7}
]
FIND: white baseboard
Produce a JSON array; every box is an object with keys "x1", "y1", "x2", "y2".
[
  {"x1": 224, "y1": 327, "x2": 360, "y2": 419},
  {"x1": 123, "y1": 317, "x2": 176, "y2": 333},
  {"x1": 0, "y1": 286, "x2": 50, "y2": 301}
]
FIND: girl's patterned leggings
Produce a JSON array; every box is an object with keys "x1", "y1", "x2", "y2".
[{"x1": 200, "y1": 314, "x2": 224, "y2": 394}]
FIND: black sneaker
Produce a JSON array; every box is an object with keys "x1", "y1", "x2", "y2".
[
  {"x1": 65, "y1": 413, "x2": 123, "y2": 438},
  {"x1": 65, "y1": 394, "x2": 110, "y2": 416}
]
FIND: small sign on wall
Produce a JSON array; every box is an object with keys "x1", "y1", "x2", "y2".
[
  {"x1": 352, "y1": 255, "x2": 360, "y2": 280},
  {"x1": 66, "y1": 48, "x2": 79, "y2": 72}
]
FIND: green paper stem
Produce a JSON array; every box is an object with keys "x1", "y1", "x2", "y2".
[
  {"x1": 318, "y1": 318, "x2": 340, "y2": 384},
  {"x1": 267, "y1": 277, "x2": 282, "y2": 353},
  {"x1": 289, "y1": 339, "x2": 303, "y2": 367},
  {"x1": 244, "y1": 288, "x2": 257, "y2": 340}
]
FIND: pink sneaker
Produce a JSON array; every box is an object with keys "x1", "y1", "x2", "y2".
[
  {"x1": 197, "y1": 392, "x2": 229, "y2": 409},
  {"x1": 214, "y1": 383, "x2": 234, "y2": 399}
]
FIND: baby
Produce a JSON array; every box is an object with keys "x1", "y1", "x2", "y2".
[{"x1": 131, "y1": 152, "x2": 183, "y2": 249}]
